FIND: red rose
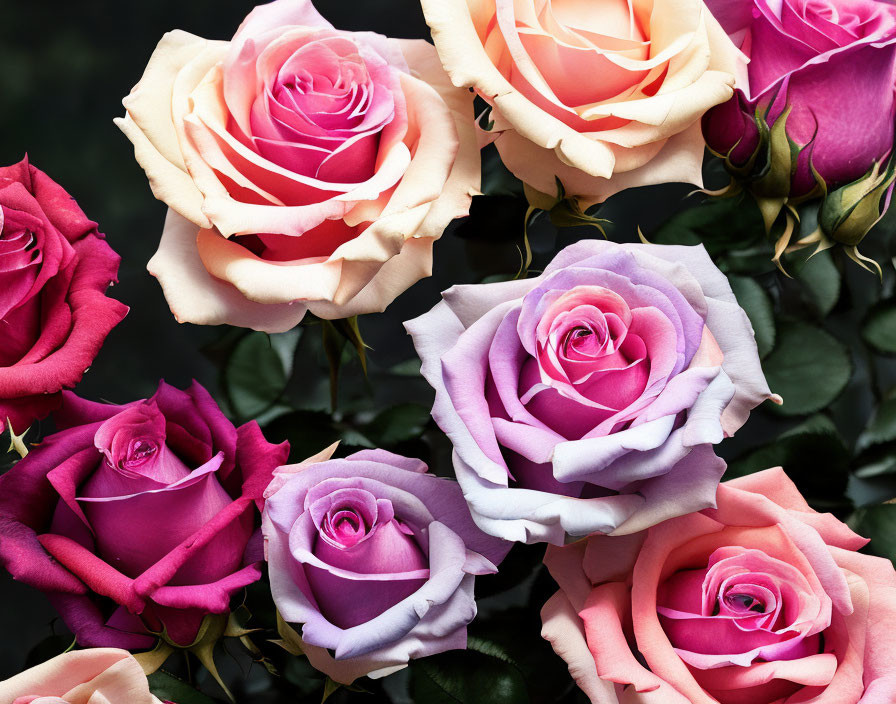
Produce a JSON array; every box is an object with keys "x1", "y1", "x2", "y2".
[{"x1": 0, "y1": 158, "x2": 128, "y2": 434}]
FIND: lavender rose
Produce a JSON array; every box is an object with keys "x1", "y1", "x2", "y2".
[
  {"x1": 262, "y1": 447, "x2": 509, "y2": 683},
  {"x1": 0, "y1": 158, "x2": 127, "y2": 435},
  {"x1": 407, "y1": 240, "x2": 776, "y2": 545}
]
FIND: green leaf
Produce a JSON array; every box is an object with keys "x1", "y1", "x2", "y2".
[
  {"x1": 263, "y1": 410, "x2": 370, "y2": 463},
  {"x1": 389, "y1": 358, "x2": 422, "y2": 377},
  {"x1": 409, "y1": 639, "x2": 529, "y2": 704},
  {"x1": 795, "y1": 249, "x2": 841, "y2": 316},
  {"x1": 857, "y1": 396, "x2": 896, "y2": 452},
  {"x1": 761, "y1": 321, "x2": 851, "y2": 415},
  {"x1": 863, "y1": 301, "x2": 896, "y2": 355},
  {"x1": 651, "y1": 194, "x2": 764, "y2": 251},
  {"x1": 728, "y1": 276, "x2": 775, "y2": 358},
  {"x1": 848, "y1": 502, "x2": 896, "y2": 563},
  {"x1": 364, "y1": 403, "x2": 431, "y2": 446},
  {"x1": 225, "y1": 331, "x2": 298, "y2": 421},
  {"x1": 725, "y1": 415, "x2": 850, "y2": 505},
  {"x1": 147, "y1": 671, "x2": 218, "y2": 704},
  {"x1": 466, "y1": 611, "x2": 577, "y2": 704},
  {"x1": 854, "y1": 453, "x2": 896, "y2": 479}
]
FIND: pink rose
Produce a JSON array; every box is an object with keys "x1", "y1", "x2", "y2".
[
  {"x1": 0, "y1": 382, "x2": 288, "y2": 649},
  {"x1": 421, "y1": 0, "x2": 742, "y2": 205},
  {"x1": 541, "y1": 469, "x2": 896, "y2": 703},
  {"x1": 0, "y1": 158, "x2": 127, "y2": 435},
  {"x1": 0, "y1": 648, "x2": 161, "y2": 704},
  {"x1": 116, "y1": 0, "x2": 480, "y2": 333}
]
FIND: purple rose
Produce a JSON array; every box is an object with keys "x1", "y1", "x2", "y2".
[
  {"x1": 406, "y1": 240, "x2": 775, "y2": 545},
  {"x1": 702, "y1": 0, "x2": 896, "y2": 197},
  {"x1": 262, "y1": 447, "x2": 509, "y2": 683},
  {"x1": 0, "y1": 382, "x2": 288, "y2": 649}
]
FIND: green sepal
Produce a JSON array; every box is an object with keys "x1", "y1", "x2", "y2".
[
  {"x1": 751, "y1": 105, "x2": 799, "y2": 202},
  {"x1": 818, "y1": 156, "x2": 896, "y2": 248},
  {"x1": 524, "y1": 178, "x2": 611, "y2": 237},
  {"x1": 135, "y1": 610, "x2": 258, "y2": 702}
]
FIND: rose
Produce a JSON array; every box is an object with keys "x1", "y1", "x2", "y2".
[
  {"x1": 0, "y1": 158, "x2": 127, "y2": 436},
  {"x1": 702, "y1": 0, "x2": 896, "y2": 198},
  {"x1": 0, "y1": 381, "x2": 288, "y2": 649},
  {"x1": 407, "y1": 240, "x2": 775, "y2": 545},
  {"x1": 541, "y1": 468, "x2": 896, "y2": 704},
  {"x1": 262, "y1": 446, "x2": 509, "y2": 683},
  {"x1": 116, "y1": 0, "x2": 480, "y2": 333},
  {"x1": 420, "y1": 0, "x2": 741, "y2": 206},
  {"x1": 0, "y1": 649, "x2": 162, "y2": 704}
]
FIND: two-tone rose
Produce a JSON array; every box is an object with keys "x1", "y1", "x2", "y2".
[
  {"x1": 421, "y1": 0, "x2": 742, "y2": 205},
  {"x1": 542, "y1": 469, "x2": 896, "y2": 703},
  {"x1": 408, "y1": 239, "x2": 775, "y2": 544},
  {"x1": 263, "y1": 447, "x2": 508, "y2": 683},
  {"x1": 117, "y1": 0, "x2": 479, "y2": 332}
]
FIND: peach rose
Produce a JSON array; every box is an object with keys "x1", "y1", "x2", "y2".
[
  {"x1": 421, "y1": 0, "x2": 743, "y2": 206},
  {"x1": 540, "y1": 469, "x2": 896, "y2": 703},
  {"x1": 0, "y1": 649, "x2": 161, "y2": 704},
  {"x1": 117, "y1": 0, "x2": 480, "y2": 332}
]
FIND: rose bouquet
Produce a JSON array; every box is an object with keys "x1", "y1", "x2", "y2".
[{"x1": 1, "y1": 0, "x2": 895, "y2": 702}]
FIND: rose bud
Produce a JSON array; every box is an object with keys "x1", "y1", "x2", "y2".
[{"x1": 702, "y1": 0, "x2": 896, "y2": 257}]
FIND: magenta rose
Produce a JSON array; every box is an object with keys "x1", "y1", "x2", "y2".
[
  {"x1": 0, "y1": 158, "x2": 128, "y2": 435},
  {"x1": 541, "y1": 469, "x2": 896, "y2": 704},
  {"x1": 407, "y1": 240, "x2": 775, "y2": 545},
  {"x1": 263, "y1": 447, "x2": 509, "y2": 683},
  {"x1": 0, "y1": 382, "x2": 288, "y2": 649},
  {"x1": 702, "y1": 0, "x2": 896, "y2": 197}
]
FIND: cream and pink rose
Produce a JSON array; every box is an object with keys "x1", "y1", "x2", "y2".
[
  {"x1": 421, "y1": 0, "x2": 743, "y2": 205},
  {"x1": 0, "y1": 649, "x2": 161, "y2": 704},
  {"x1": 117, "y1": 0, "x2": 479, "y2": 332},
  {"x1": 541, "y1": 469, "x2": 896, "y2": 704}
]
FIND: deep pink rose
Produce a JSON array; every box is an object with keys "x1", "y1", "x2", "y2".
[
  {"x1": 541, "y1": 469, "x2": 896, "y2": 704},
  {"x1": 703, "y1": 0, "x2": 896, "y2": 196},
  {"x1": 0, "y1": 382, "x2": 288, "y2": 649},
  {"x1": 0, "y1": 158, "x2": 128, "y2": 435}
]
